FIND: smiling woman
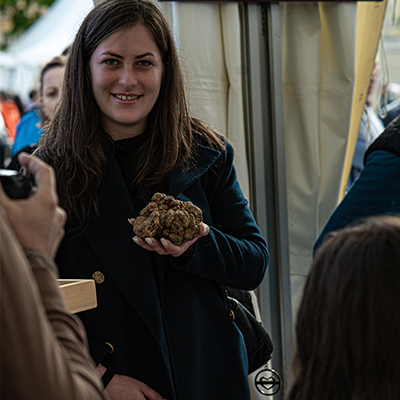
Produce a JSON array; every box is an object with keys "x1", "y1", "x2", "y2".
[
  {"x1": 89, "y1": 25, "x2": 163, "y2": 140},
  {"x1": 36, "y1": 1, "x2": 269, "y2": 399}
]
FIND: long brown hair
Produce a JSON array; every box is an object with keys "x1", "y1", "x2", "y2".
[
  {"x1": 288, "y1": 215, "x2": 400, "y2": 400},
  {"x1": 37, "y1": 0, "x2": 224, "y2": 227}
]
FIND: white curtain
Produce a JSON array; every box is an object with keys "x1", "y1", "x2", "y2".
[
  {"x1": 282, "y1": 1, "x2": 388, "y2": 317},
  {"x1": 158, "y1": 1, "x2": 250, "y2": 199},
  {"x1": 282, "y1": 2, "x2": 357, "y2": 313}
]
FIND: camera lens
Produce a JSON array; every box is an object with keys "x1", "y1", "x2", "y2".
[{"x1": 0, "y1": 169, "x2": 33, "y2": 199}]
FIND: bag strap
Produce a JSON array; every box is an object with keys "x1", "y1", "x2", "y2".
[{"x1": 221, "y1": 285, "x2": 256, "y2": 317}]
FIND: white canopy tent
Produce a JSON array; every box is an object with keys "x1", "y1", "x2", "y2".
[{"x1": 0, "y1": 0, "x2": 93, "y2": 101}]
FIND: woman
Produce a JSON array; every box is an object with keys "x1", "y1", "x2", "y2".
[
  {"x1": 290, "y1": 215, "x2": 400, "y2": 400},
  {"x1": 10, "y1": 55, "x2": 66, "y2": 161},
  {"x1": 37, "y1": 1, "x2": 269, "y2": 399}
]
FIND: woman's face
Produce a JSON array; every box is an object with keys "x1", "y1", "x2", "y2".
[
  {"x1": 89, "y1": 24, "x2": 163, "y2": 140},
  {"x1": 41, "y1": 65, "x2": 65, "y2": 122}
]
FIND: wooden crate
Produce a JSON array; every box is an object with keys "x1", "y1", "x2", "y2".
[{"x1": 58, "y1": 279, "x2": 97, "y2": 314}]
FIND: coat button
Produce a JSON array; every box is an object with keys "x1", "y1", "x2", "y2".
[
  {"x1": 92, "y1": 271, "x2": 105, "y2": 284},
  {"x1": 104, "y1": 342, "x2": 114, "y2": 354}
]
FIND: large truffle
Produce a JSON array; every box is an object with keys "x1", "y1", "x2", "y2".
[{"x1": 133, "y1": 193, "x2": 203, "y2": 245}]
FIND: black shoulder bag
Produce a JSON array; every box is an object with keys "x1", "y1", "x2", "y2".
[{"x1": 223, "y1": 287, "x2": 273, "y2": 374}]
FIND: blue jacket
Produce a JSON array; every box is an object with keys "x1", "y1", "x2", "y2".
[
  {"x1": 12, "y1": 109, "x2": 42, "y2": 156},
  {"x1": 314, "y1": 115, "x2": 400, "y2": 253},
  {"x1": 55, "y1": 141, "x2": 269, "y2": 400}
]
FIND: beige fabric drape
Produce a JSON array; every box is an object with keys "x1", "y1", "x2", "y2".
[
  {"x1": 159, "y1": 1, "x2": 250, "y2": 199},
  {"x1": 282, "y1": 2, "x2": 357, "y2": 313},
  {"x1": 282, "y1": 2, "x2": 388, "y2": 316},
  {"x1": 339, "y1": 1, "x2": 389, "y2": 201}
]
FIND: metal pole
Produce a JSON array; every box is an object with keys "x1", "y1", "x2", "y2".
[{"x1": 242, "y1": 3, "x2": 293, "y2": 398}]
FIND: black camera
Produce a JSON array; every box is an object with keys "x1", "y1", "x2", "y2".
[{"x1": 0, "y1": 169, "x2": 33, "y2": 199}]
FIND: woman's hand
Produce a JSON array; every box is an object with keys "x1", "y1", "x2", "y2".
[
  {"x1": 130, "y1": 220, "x2": 209, "y2": 257},
  {"x1": 0, "y1": 153, "x2": 67, "y2": 259},
  {"x1": 97, "y1": 365, "x2": 166, "y2": 400}
]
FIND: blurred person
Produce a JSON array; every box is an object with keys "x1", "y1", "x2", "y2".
[
  {"x1": 347, "y1": 107, "x2": 384, "y2": 189},
  {"x1": 37, "y1": 1, "x2": 269, "y2": 399},
  {"x1": 386, "y1": 82, "x2": 400, "y2": 104},
  {"x1": 0, "y1": 112, "x2": 7, "y2": 168},
  {"x1": 0, "y1": 153, "x2": 108, "y2": 400},
  {"x1": 0, "y1": 90, "x2": 21, "y2": 141},
  {"x1": 289, "y1": 215, "x2": 400, "y2": 400},
  {"x1": 39, "y1": 56, "x2": 66, "y2": 127},
  {"x1": 381, "y1": 97, "x2": 400, "y2": 127},
  {"x1": 347, "y1": 57, "x2": 385, "y2": 189},
  {"x1": 61, "y1": 45, "x2": 72, "y2": 57},
  {"x1": 10, "y1": 56, "x2": 66, "y2": 162},
  {"x1": 380, "y1": 82, "x2": 400, "y2": 127},
  {"x1": 24, "y1": 89, "x2": 40, "y2": 113},
  {"x1": 12, "y1": 94, "x2": 24, "y2": 117},
  {"x1": 314, "y1": 114, "x2": 400, "y2": 252}
]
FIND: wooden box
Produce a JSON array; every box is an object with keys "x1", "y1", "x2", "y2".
[{"x1": 58, "y1": 279, "x2": 97, "y2": 314}]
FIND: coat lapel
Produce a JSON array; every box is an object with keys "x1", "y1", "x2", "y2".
[
  {"x1": 84, "y1": 158, "x2": 166, "y2": 348},
  {"x1": 168, "y1": 144, "x2": 221, "y2": 196}
]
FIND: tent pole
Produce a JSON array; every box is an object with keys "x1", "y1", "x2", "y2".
[{"x1": 242, "y1": 3, "x2": 293, "y2": 398}]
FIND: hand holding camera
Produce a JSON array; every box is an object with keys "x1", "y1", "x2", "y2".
[
  {"x1": 0, "y1": 169, "x2": 33, "y2": 199},
  {"x1": 0, "y1": 154, "x2": 67, "y2": 259}
]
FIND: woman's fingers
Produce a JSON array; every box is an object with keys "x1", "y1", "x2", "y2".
[{"x1": 132, "y1": 223, "x2": 210, "y2": 257}]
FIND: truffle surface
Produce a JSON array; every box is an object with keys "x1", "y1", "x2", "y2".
[{"x1": 133, "y1": 193, "x2": 203, "y2": 245}]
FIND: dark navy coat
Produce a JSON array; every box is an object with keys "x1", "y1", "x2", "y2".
[
  {"x1": 55, "y1": 142, "x2": 269, "y2": 400},
  {"x1": 314, "y1": 115, "x2": 400, "y2": 253}
]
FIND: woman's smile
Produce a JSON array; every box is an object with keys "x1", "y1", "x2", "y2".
[
  {"x1": 89, "y1": 24, "x2": 163, "y2": 140},
  {"x1": 113, "y1": 93, "x2": 141, "y2": 101}
]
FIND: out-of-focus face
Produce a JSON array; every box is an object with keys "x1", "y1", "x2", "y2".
[
  {"x1": 41, "y1": 66, "x2": 65, "y2": 122},
  {"x1": 89, "y1": 24, "x2": 163, "y2": 140}
]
